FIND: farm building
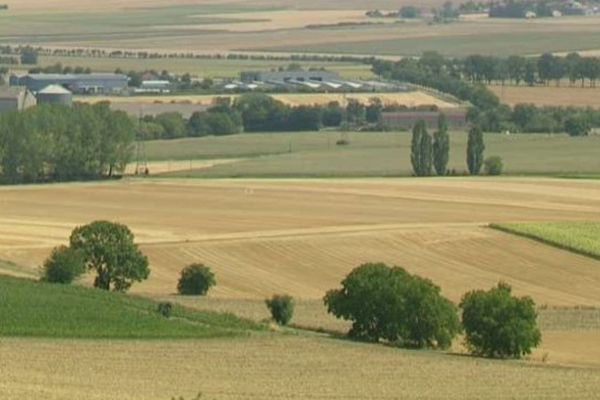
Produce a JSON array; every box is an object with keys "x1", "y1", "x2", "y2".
[
  {"x1": 36, "y1": 85, "x2": 73, "y2": 106},
  {"x1": 381, "y1": 109, "x2": 469, "y2": 130},
  {"x1": 241, "y1": 70, "x2": 341, "y2": 83},
  {"x1": 0, "y1": 86, "x2": 36, "y2": 114},
  {"x1": 134, "y1": 80, "x2": 172, "y2": 94},
  {"x1": 10, "y1": 73, "x2": 128, "y2": 94}
]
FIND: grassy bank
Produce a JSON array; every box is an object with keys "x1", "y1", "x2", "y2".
[
  {"x1": 141, "y1": 131, "x2": 600, "y2": 178},
  {"x1": 0, "y1": 275, "x2": 264, "y2": 339}
]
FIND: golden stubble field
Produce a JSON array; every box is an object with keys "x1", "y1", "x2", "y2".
[
  {"x1": 1, "y1": 178, "x2": 600, "y2": 305},
  {"x1": 489, "y1": 85, "x2": 600, "y2": 108},
  {"x1": 78, "y1": 91, "x2": 458, "y2": 109},
  {"x1": 2, "y1": 177, "x2": 600, "y2": 399},
  {"x1": 2, "y1": 335, "x2": 600, "y2": 400}
]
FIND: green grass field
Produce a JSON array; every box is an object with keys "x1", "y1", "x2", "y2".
[
  {"x1": 143, "y1": 131, "x2": 600, "y2": 178},
  {"x1": 491, "y1": 222, "x2": 600, "y2": 261},
  {"x1": 0, "y1": 275, "x2": 263, "y2": 338},
  {"x1": 6, "y1": 55, "x2": 374, "y2": 80}
]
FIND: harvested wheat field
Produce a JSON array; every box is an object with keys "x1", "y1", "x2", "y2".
[
  {"x1": 1, "y1": 178, "x2": 600, "y2": 306},
  {"x1": 78, "y1": 91, "x2": 457, "y2": 109},
  {"x1": 489, "y1": 85, "x2": 600, "y2": 108},
  {"x1": 2, "y1": 335, "x2": 600, "y2": 400}
]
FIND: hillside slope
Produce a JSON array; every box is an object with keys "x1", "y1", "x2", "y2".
[{"x1": 0, "y1": 275, "x2": 262, "y2": 339}]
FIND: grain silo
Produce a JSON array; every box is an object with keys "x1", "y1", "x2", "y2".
[{"x1": 36, "y1": 85, "x2": 73, "y2": 106}]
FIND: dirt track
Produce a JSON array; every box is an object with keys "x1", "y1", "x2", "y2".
[{"x1": 1, "y1": 178, "x2": 600, "y2": 305}]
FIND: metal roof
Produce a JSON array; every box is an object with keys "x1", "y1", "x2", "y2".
[
  {"x1": 24, "y1": 73, "x2": 128, "y2": 80},
  {"x1": 38, "y1": 85, "x2": 72, "y2": 95}
]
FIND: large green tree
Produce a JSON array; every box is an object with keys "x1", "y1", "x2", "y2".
[
  {"x1": 460, "y1": 282, "x2": 541, "y2": 359},
  {"x1": 324, "y1": 263, "x2": 460, "y2": 349},
  {"x1": 0, "y1": 103, "x2": 134, "y2": 184},
  {"x1": 69, "y1": 221, "x2": 149, "y2": 292},
  {"x1": 433, "y1": 113, "x2": 450, "y2": 176},
  {"x1": 466, "y1": 125, "x2": 485, "y2": 175},
  {"x1": 411, "y1": 120, "x2": 433, "y2": 177}
]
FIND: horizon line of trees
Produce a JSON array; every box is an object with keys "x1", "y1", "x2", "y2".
[
  {"x1": 0, "y1": 103, "x2": 134, "y2": 184},
  {"x1": 411, "y1": 115, "x2": 497, "y2": 177},
  {"x1": 137, "y1": 93, "x2": 441, "y2": 140},
  {"x1": 372, "y1": 52, "x2": 600, "y2": 134}
]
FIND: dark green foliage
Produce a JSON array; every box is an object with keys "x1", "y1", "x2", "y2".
[
  {"x1": 346, "y1": 99, "x2": 366, "y2": 126},
  {"x1": 433, "y1": 113, "x2": 450, "y2": 176},
  {"x1": 365, "y1": 97, "x2": 383, "y2": 124},
  {"x1": 127, "y1": 70, "x2": 143, "y2": 87},
  {"x1": 460, "y1": 282, "x2": 541, "y2": 359},
  {"x1": 157, "y1": 302, "x2": 173, "y2": 318},
  {"x1": 287, "y1": 105, "x2": 322, "y2": 131},
  {"x1": 234, "y1": 93, "x2": 290, "y2": 132},
  {"x1": 154, "y1": 112, "x2": 187, "y2": 139},
  {"x1": 20, "y1": 47, "x2": 38, "y2": 65},
  {"x1": 0, "y1": 103, "x2": 134, "y2": 184},
  {"x1": 411, "y1": 120, "x2": 433, "y2": 177},
  {"x1": 484, "y1": 156, "x2": 503, "y2": 176},
  {"x1": 372, "y1": 53, "x2": 600, "y2": 134},
  {"x1": 399, "y1": 6, "x2": 420, "y2": 18},
  {"x1": 324, "y1": 263, "x2": 461, "y2": 349},
  {"x1": 69, "y1": 221, "x2": 150, "y2": 292},
  {"x1": 564, "y1": 117, "x2": 590, "y2": 137},
  {"x1": 0, "y1": 275, "x2": 263, "y2": 338},
  {"x1": 466, "y1": 126, "x2": 485, "y2": 175},
  {"x1": 321, "y1": 102, "x2": 344, "y2": 127},
  {"x1": 265, "y1": 294, "x2": 295, "y2": 326},
  {"x1": 188, "y1": 105, "x2": 243, "y2": 137},
  {"x1": 177, "y1": 264, "x2": 216, "y2": 296},
  {"x1": 40, "y1": 245, "x2": 85, "y2": 284}
]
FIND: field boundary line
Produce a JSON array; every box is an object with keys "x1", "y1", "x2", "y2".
[
  {"x1": 141, "y1": 222, "x2": 484, "y2": 247},
  {"x1": 489, "y1": 223, "x2": 600, "y2": 262}
]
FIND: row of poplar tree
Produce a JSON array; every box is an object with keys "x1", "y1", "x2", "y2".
[{"x1": 411, "y1": 114, "x2": 485, "y2": 177}]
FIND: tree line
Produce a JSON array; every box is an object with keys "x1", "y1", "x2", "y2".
[
  {"x1": 0, "y1": 103, "x2": 134, "y2": 184},
  {"x1": 373, "y1": 52, "x2": 600, "y2": 134},
  {"x1": 410, "y1": 115, "x2": 499, "y2": 177},
  {"x1": 0, "y1": 44, "x2": 374, "y2": 65},
  {"x1": 136, "y1": 94, "x2": 427, "y2": 140},
  {"x1": 325, "y1": 262, "x2": 541, "y2": 358}
]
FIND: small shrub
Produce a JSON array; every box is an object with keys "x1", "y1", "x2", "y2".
[
  {"x1": 336, "y1": 139, "x2": 350, "y2": 146},
  {"x1": 265, "y1": 294, "x2": 295, "y2": 326},
  {"x1": 484, "y1": 156, "x2": 503, "y2": 176},
  {"x1": 460, "y1": 282, "x2": 541, "y2": 359},
  {"x1": 177, "y1": 264, "x2": 216, "y2": 296},
  {"x1": 157, "y1": 302, "x2": 173, "y2": 318},
  {"x1": 41, "y1": 245, "x2": 85, "y2": 284}
]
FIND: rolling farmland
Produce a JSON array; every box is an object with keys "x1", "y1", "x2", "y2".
[
  {"x1": 2, "y1": 177, "x2": 600, "y2": 398},
  {"x1": 1, "y1": 178, "x2": 600, "y2": 305},
  {"x1": 2, "y1": 1, "x2": 600, "y2": 57},
  {"x1": 143, "y1": 131, "x2": 600, "y2": 177},
  {"x1": 489, "y1": 85, "x2": 600, "y2": 108},
  {"x1": 3, "y1": 335, "x2": 600, "y2": 400}
]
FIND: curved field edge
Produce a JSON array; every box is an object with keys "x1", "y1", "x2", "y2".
[
  {"x1": 490, "y1": 222, "x2": 600, "y2": 262},
  {"x1": 0, "y1": 275, "x2": 265, "y2": 339}
]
